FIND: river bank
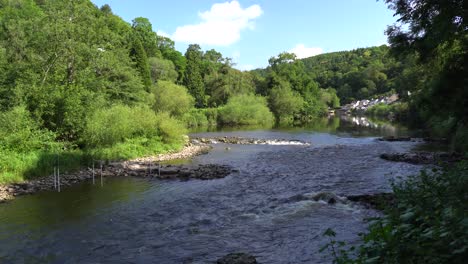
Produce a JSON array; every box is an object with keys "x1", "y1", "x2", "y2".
[{"x1": 0, "y1": 144, "x2": 213, "y2": 203}]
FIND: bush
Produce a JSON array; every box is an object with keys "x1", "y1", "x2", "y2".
[
  {"x1": 182, "y1": 108, "x2": 219, "y2": 127},
  {"x1": 155, "y1": 112, "x2": 187, "y2": 144},
  {"x1": 151, "y1": 80, "x2": 194, "y2": 118},
  {"x1": 218, "y1": 94, "x2": 274, "y2": 126},
  {"x1": 182, "y1": 108, "x2": 209, "y2": 127},
  {"x1": 83, "y1": 104, "x2": 186, "y2": 146},
  {"x1": 82, "y1": 105, "x2": 159, "y2": 147}
]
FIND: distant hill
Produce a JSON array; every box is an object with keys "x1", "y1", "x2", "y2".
[{"x1": 301, "y1": 45, "x2": 402, "y2": 103}]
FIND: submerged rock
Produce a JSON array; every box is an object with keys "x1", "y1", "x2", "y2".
[
  {"x1": 380, "y1": 152, "x2": 464, "y2": 165},
  {"x1": 347, "y1": 193, "x2": 395, "y2": 210},
  {"x1": 217, "y1": 253, "x2": 257, "y2": 264},
  {"x1": 285, "y1": 192, "x2": 347, "y2": 205}
]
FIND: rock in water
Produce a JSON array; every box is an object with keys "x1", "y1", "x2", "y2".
[
  {"x1": 347, "y1": 193, "x2": 395, "y2": 210},
  {"x1": 217, "y1": 253, "x2": 257, "y2": 264},
  {"x1": 378, "y1": 136, "x2": 412, "y2": 142}
]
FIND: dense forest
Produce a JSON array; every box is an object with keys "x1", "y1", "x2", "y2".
[{"x1": 0, "y1": 0, "x2": 466, "y2": 177}]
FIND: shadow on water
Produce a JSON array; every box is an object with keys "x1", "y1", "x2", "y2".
[{"x1": 0, "y1": 178, "x2": 151, "y2": 234}]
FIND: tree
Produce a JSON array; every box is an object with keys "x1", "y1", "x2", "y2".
[
  {"x1": 131, "y1": 17, "x2": 160, "y2": 58},
  {"x1": 384, "y1": 0, "x2": 466, "y2": 60},
  {"x1": 130, "y1": 33, "x2": 152, "y2": 90},
  {"x1": 184, "y1": 44, "x2": 206, "y2": 108},
  {"x1": 268, "y1": 79, "x2": 304, "y2": 124}
]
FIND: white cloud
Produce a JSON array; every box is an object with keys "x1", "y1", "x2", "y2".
[
  {"x1": 171, "y1": 1, "x2": 263, "y2": 46},
  {"x1": 289, "y1": 44, "x2": 323, "y2": 59}
]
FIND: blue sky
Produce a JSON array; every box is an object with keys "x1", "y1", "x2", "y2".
[{"x1": 90, "y1": 0, "x2": 398, "y2": 70}]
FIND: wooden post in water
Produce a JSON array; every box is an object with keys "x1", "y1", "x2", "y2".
[
  {"x1": 158, "y1": 162, "x2": 161, "y2": 177},
  {"x1": 57, "y1": 153, "x2": 61, "y2": 192},
  {"x1": 92, "y1": 160, "x2": 95, "y2": 185},
  {"x1": 149, "y1": 160, "x2": 152, "y2": 177},
  {"x1": 100, "y1": 162, "x2": 103, "y2": 187},
  {"x1": 53, "y1": 167, "x2": 57, "y2": 189},
  {"x1": 57, "y1": 165, "x2": 61, "y2": 193}
]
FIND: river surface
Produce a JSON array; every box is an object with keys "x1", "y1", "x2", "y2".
[{"x1": 0, "y1": 116, "x2": 427, "y2": 263}]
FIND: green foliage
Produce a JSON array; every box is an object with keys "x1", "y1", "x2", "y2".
[
  {"x1": 321, "y1": 162, "x2": 468, "y2": 264},
  {"x1": 268, "y1": 80, "x2": 304, "y2": 124},
  {"x1": 301, "y1": 45, "x2": 399, "y2": 104},
  {"x1": 320, "y1": 88, "x2": 340, "y2": 108},
  {"x1": 366, "y1": 102, "x2": 409, "y2": 121},
  {"x1": 151, "y1": 80, "x2": 194, "y2": 117},
  {"x1": 0, "y1": 149, "x2": 85, "y2": 184},
  {"x1": 182, "y1": 108, "x2": 219, "y2": 128},
  {"x1": 130, "y1": 33, "x2": 152, "y2": 90},
  {"x1": 154, "y1": 112, "x2": 187, "y2": 144},
  {"x1": 131, "y1": 17, "x2": 160, "y2": 58},
  {"x1": 0, "y1": 106, "x2": 59, "y2": 153},
  {"x1": 218, "y1": 94, "x2": 274, "y2": 126},
  {"x1": 205, "y1": 66, "x2": 256, "y2": 107},
  {"x1": 183, "y1": 108, "x2": 210, "y2": 128},
  {"x1": 89, "y1": 137, "x2": 182, "y2": 161},
  {"x1": 82, "y1": 105, "x2": 160, "y2": 147},
  {"x1": 148, "y1": 57, "x2": 178, "y2": 83},
  {"x1": 184, "y1": 44, "x2": 206, "y2": 107}
]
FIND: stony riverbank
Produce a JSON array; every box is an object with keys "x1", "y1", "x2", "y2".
[{"x1": 0, "y1": 144, "x2": 215, "y2": 203}]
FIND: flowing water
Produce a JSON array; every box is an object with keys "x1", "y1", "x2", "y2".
[{"x1": 0, "y1": 116, "x2": 428, "y2": 263}]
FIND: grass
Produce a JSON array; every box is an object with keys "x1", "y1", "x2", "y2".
[{"x1": 0, "y1": 137, "x2": 184, "y2": 185}]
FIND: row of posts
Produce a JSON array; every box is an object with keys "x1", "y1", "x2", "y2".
[{"x1": 52, "y1": 157, "x2": 161, "y2": 192}]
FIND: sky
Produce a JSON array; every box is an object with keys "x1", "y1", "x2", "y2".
[{"x1": 90, "y1": 0, "x2": 399, "y2": 70}]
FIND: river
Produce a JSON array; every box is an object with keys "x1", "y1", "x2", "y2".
[{"x1": 0, "y1": 116, "x2": 427, "y2": 263}]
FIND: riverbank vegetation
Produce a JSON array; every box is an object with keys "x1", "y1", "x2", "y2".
[{"x1": 322, "y1": 161, "x2": 468, "y2": 264}]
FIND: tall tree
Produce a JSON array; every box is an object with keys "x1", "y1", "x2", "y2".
[
  {"x1": 184, "y1": 44, "x2": 206, "y2": 108},
  {"x1": 130, "y1": 33, "x2": 152, "y2": 90},
  {"x1": 131, "y1": 17, "x2": 160, "y2": 58}
]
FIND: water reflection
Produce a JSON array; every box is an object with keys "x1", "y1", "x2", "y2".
[
  {"x1": 337, "y1": 114, "x2": 411, "y2": 137},
  {"x1": 190, "y1": 115, "x2": 411, "y2": 138}
]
